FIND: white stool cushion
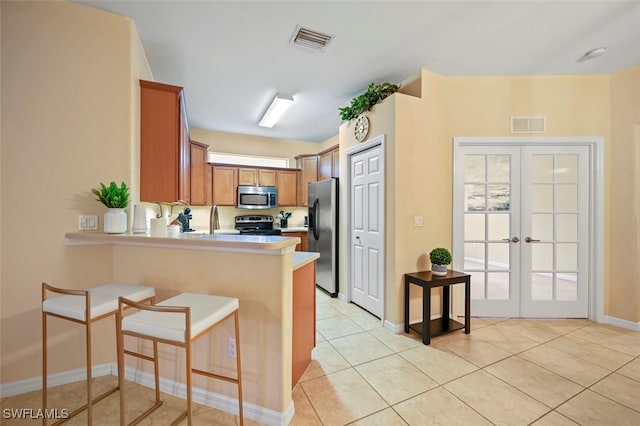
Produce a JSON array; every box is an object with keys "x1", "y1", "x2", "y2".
[
  {"x1": 43, "y1": 282, "x2": 155, "y2": 322},
  {"x1": 121, "y1": 293, "x2": 239, "y2": 343}
]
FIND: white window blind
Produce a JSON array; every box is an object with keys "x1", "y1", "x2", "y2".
[{"x1": 208, "y1": 152, "x2": 289, "y2": 168}]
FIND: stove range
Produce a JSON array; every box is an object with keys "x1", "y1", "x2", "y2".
[{"x1": 235, "y1": 215, "x2": 282, "y2": 236}]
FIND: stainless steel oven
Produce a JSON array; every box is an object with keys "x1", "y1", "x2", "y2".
[{"x1": 237, "y1": 186, "x2": 277, "y2": 209}]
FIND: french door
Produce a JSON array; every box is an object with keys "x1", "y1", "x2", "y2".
[{"x1": 454, "y1": 143, "x2": 590, "y2": 318}]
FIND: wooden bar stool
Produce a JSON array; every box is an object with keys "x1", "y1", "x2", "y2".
[
  {"x1": 117, "y1": 292, "x2": 243, "y2": 426},
  {"x1": 41, "y1": 282, "x2": 155, "y2": 425}
]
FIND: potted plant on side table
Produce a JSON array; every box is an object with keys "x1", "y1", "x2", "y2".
[
  {"x1": 91, "y1": 181, "x2": 130, "y2": 234},
  {"x1": 429, "y1": 247, "x2": 452, "y2": 276}
]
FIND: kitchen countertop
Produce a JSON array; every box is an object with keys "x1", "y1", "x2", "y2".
[
  {"x1": 292, "y1": 251, "x2": 319, "y2": 270},
  {"x1": 191, "y1": 228, "x2": 307, "y2": 234},
  {"x1": 65, "y1": 231, "x2": 299, "y2": 253},
  {"x1": 277, "y1": 226, "x2": 308, "y2": 233}
]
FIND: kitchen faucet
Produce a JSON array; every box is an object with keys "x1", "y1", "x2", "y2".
[{"x1": 209, "y1": 204, "x2": 220, "y2": 234}]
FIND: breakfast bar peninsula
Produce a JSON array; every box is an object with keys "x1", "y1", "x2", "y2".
[{"x1": 65, "y1": 232, "x2": 318, "y2": 425}]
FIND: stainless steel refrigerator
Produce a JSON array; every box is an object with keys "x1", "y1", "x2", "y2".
[{"x1": 308, "y1": 178, "x2": 338, "y2": 296}]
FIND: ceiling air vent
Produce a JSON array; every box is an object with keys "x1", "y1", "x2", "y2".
[
  {"x1": 511, "y1": 116, "x2": 546, "y2": 133},
  {"x1": 290, "y1": 26, "x2": 333, "y2": 51}
]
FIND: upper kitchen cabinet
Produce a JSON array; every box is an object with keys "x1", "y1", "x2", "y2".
[
  {"x1": 212, "y1": 165, "x2": 238, "y2": 206},
  {"x1": 296, "y1": 154, "x2": 318, "y2": 207},
  {"x1": 140, "y1": 80, "x2": 190, "y2": 204},
  {"x1": 277, "y1": 170, "x2": 298, "y2": 206},
  {"x1": 238, "y1": 168, "x2": 276, "y2": 187},
  {"x1": 189, "y1": 141, "x2": 211, "y2": 206},
  {"x1": 318, "y1": 144, "x2": 339, "y2": 180}
]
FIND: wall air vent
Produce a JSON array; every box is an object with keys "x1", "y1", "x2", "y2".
[
  {"x1": 290, "y1": 26, "x2": 333, "y2": 51},
  {"x1": 511, "y1": 116, "x2": 546, "y2": 133}
]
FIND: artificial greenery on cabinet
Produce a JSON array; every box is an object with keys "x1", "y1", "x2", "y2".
[{"x1": 339, "y1": 82, "x2": 400, "y2": 121}]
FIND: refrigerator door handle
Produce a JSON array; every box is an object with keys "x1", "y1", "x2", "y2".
[{"x1": 312, "y1": 199, "x2": 320, "y2": 241}]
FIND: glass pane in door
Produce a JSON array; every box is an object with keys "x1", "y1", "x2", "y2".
[
  {"x1": 459, "y1": 148, "x2": 520, "y2": 317},
  {"x1": 521, "y1": 147, "x2": 589, "y2": 317}
]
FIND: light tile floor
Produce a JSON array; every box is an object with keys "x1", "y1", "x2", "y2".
[{"x1": 3, "y1": 290, "x2": 639, "y2": 425}]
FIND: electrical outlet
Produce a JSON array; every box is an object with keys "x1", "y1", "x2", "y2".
[
  {"x1": 227, "y1": 337, "x2": 236, "y2": 357},
  {"x1": 413, "y1": 215, "x2": 424, "y2": 227},
  {"x1": 78, "y1": 214, "x2": 98, "y2": 231}
]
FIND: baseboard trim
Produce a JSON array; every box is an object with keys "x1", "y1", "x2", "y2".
[
  {"x1": 123, "y1": 365, "x2": 294, "y2": 426},
  {"x1": 0, "y1": 363, "x2": 113, "y2": 398},
  {"x1": 1, "y1": 365, "x2": 295, "y2": 426},
  {"x1": 604, "y1": 315, "x2": 640, "y2": 331},
  {"x1": 384, "y1": 320, "x2": 403, "y2": 333}
]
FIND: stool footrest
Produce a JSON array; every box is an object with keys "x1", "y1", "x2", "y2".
[
  {"x1": 49, "y1": 385, "x2": 119, "y2": 425},
  {"x1": 192, "y1": 368, "x2": 239, "y2": 384},
  {"x1": 128, "y1": 400, "x2": 164, "y2": 426},
  {"x1": 124, "y1": 348, "x2": 155, "y2": 362}
]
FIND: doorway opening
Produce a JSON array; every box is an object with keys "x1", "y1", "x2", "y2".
[
  {"x1": 345, "y1": 135, "x2": 386, "y2": 320},
  {"x1": 453, "y1": 137, "x2": 604, "y2": 321}
]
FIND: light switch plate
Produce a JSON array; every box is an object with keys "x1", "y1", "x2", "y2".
[
  {"x1": 78, "y1": 214, "x2": 98, "y2": 231},
  {"x1": 413, "y1": 215, "x2": 424, "y2": 227}
]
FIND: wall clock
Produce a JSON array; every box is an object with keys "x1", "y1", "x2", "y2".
[{"x1": 354, "y1": 115, "x2": 370, "y2": 142}]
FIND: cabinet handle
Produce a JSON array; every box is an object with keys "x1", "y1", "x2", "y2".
[{"x1": 525, "y1": 237, "x2": 540, "y2": 243}]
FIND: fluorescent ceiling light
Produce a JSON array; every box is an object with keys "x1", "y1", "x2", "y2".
[
  {"x1": 577, "y1": 47, "x2": 607, "y2": 62},
  {"x1": 259, "y1": 94, "x2": 294, "y2": 128}
]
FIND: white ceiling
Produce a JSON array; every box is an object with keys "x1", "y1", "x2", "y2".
[{"x1": 77, "y1": 1, "x2": 640, "y2": 142}]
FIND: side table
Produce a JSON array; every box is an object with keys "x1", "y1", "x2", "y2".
[{"x1": 404, "y1": 270, "x2": 471, "y2": 345}]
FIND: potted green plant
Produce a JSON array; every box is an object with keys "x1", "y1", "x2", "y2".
[
  {"x1": 91, "y1": 181, "x2": 130, "y2": 233},
  {"x1": 338, "y1": 82, "x2": 400, "y2": 121},
  {"x1": 429, "y1": 247, "x2": 452, "y2": 276}
]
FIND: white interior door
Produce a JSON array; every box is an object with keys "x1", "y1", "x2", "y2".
[
  {"x1": 455, "y1": 143, "x2": 590, "y2": 318},
  {"x1": 459, "y1": 146, "x2": 521, "y2": 317},
  {"x1": 520, "y1": 146, "x2": 589, "y2": 317},
  {"x1": 351, "y1": 145, "x2": 384, "y2": 317}
]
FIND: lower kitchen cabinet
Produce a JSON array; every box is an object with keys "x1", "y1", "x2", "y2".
[
  {"x1": 282, "y1": 231, "x2": 308, "y2": 252},
  {"x1": 292, "y1": 261, "x2": 316, "y2": 388}
]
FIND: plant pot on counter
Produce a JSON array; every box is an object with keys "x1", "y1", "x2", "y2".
[{"x1": 104, "y1": 208, "x2": 127, "y2": 234}]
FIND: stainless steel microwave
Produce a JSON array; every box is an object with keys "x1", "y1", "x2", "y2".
[{"x1": 237, "y1": 186, "x2": 277, "y2": 209}]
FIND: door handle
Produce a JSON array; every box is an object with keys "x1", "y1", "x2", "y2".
[
  {"x1": 502, "y1": 237, "x2": 520, "y2": 243},
  {"x1": 525, "y1": 237, "x2": 540, "y2": 243}
]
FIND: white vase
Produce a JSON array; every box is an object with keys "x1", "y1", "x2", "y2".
[
  {"x1": 104, "y1": 208, "x2": 127, "y2": 234},
  {"x1": 431, "y1": 264, "x2": 448, "y2": 276}
]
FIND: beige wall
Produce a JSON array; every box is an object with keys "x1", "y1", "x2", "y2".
[
  {"x1": 190, "y1": 128, "x2": 325, "y2": 167},
  {"x1": 338, "y1": 68, "x2": 638, "y2": 326},
  {"x1": 609, "y1": 65, "x2": 640, "y2": 322},
  {"x1": 1, "y1": 1, "x2": 152, "y2": 383}
]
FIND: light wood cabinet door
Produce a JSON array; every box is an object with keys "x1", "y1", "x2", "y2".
[
  {"x1": 189, "y1": 141, "x2": 210, "y2": 206},
  {"x1": 283, "y1": 231, "x2": 308, "y2": 252},
  {"x1": 238, "y1": 168, "x2": 257, "y2": 186},
  {"x1": 318, "y1": 145, "x2": 339, "y2": 180},
  {"x1": 319, "y1": 151, "x2": 332, "y2": 181},
  {"x1": 296, "y1": 155, "x2": 318, "y2": 207},
  {"x1": 140, "y1": 80, "x2": 191, "y2": 204},
  {"x1": 212, "y1": 166, "x2": 238, "y2": 206},
  {"x1": 277, "y1": 170, "x2": 298, "y2": 206},
  {"x1": 331, "y1": 147, "x2": 340, "y2": 178},
  {"x1": 259, "y1": 169, "x2": 276, "y2": 187},
  {"x1": 238, "y1": 168, "x2": 276, "y2": 186}
]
